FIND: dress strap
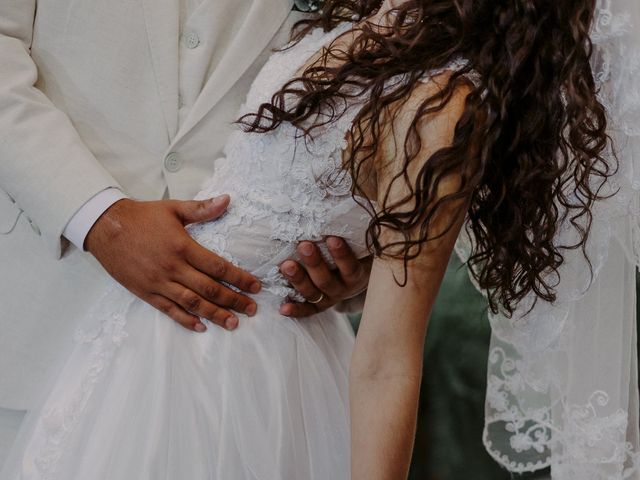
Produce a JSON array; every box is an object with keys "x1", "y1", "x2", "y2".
[{"x1": 419, "y1": 58, "x2": 482, "y2": 89}]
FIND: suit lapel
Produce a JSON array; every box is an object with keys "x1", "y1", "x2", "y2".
[
  {"x1": 142, "y1": 0, "x2": 180, "y2": 142},
  {"x1": 172, "y1": 0, "x2": 293, "y2": 146}
]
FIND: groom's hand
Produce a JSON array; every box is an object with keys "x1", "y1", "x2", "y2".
[
  {"x1": 85, "y1": 195, "x2": 261, "y2": 333},
  {"x1": 278, "y1": 237, "x2": 372, "y2": 317}
]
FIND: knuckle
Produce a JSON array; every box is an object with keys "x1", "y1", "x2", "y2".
[
  {"x1": 289, "y1": 269, "x2": 306, "y2": 283},
  {"x1": 303, "y1": 255, "x2": 321, "y2": 268},
  {"x1": 171, "y1": 240, "x2": 190, "y2": 257},
  {"x1": 195, "y1": 301, "x2": 219, "y2": 319},
  {"x1": 344, "y1": 262, "x2": 361, "y2": 276},
  {"x1": 157, "y1": 302, "x2": 174, "y2": 315},
  {"x1": 211, "y1": 261, "x2": 228, "y2": 278},
  {"x1": 230, "y1": 294, "x2": 245, "y2": 311},
  {"x1": 181, "y1": 292, "x2": 201, "y2": 311},
  {"x1": 145, "y1": 271, "x2": 163, "y2": 286},
  {"x1": 330, "y1": 245, "x2": 348, "y2": 258},
  {"x1": 203, "y1": 283, "x2": 219, "y2": 300},
  {"x1": 343, "y1": 269, "x2": 361, "y2": 285},
  {"x1": 316, "y1": 277, "x2": 333, "y2": 291},
  {"x1": 201, "y1": 306, "x2": 218, "y2": 321},
  {"x1": 160, "y1": 259, "x2": 180, "y2": 276}
]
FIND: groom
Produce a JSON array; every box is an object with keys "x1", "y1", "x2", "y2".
[{"x1": 0, "y1": 0, "x2": 368, "y2": 464}]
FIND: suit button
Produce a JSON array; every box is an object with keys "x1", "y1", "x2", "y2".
[
  {"x1": 164, "y1": 152, "x2": 183, "y2": 173},
  {"x1": 184, "y1": 31, "x2": 200, "y2": 49},
  {"x1": 27, "y1": 217, "x2": 41, "y2": 235}
]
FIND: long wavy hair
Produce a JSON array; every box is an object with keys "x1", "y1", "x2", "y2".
[{"x1": 239, "y1": 0, "x2": 613, "y2": 316}]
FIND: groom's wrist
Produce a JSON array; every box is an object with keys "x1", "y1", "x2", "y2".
[{"x1": 63, "y1": 188, "x2": 128, "y2": 251}]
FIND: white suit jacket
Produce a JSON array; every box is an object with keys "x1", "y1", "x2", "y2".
[{"x1": 0, "y1": 0, "x2": 299, "y2": 410}]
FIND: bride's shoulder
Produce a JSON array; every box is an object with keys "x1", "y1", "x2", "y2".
[
  {"x1": 378, "y1": 69, "x2": 474, "y2": 159},
  {"x1": 368, "y1": 67, "x2": 475, "y2": 203}
]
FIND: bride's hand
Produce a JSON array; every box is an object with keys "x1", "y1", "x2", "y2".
[
  {"x1": 278, "y1": 237, "x2": 371, "y2": 317},
  {"x1": 85, "y1": 196, "x2": 261, "y2": 332}
]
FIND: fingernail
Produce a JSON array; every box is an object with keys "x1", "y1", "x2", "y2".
[
  {"x1": 300, "y1": 242, "x2": 314, "y2": 256},
  {"x1": 245, "y1": 303, "x2": 257, "y2": 316},
  {"x1": 282, "y1": 263, "x2": 297, "y2": 276},
  {"x1": 327, "y1": 237, "x2": 343, "y2": 249},
  {"x1": 279, "y1": 304, "x2": 292, "y2": 316},
  {"x1": 250, "y1": 281, "x2": 261, "y2": 293},
  {"x1": 212, "y1": 194, "x2": 229, "y2": 206},
  {"x1": 194, "y1": 323, "x2": 207, "y2": 333},
  {"x1": 226, "y1": 316, "x2": 239, "y2": 330}
]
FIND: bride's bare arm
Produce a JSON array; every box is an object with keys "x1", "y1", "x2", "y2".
[{"x1": 350, "y1": 78, "x2": 471, "y2": 480}]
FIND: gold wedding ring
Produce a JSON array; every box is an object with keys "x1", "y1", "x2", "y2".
[{"x1": 309, "y1": 293, "x2": 325, "y2": 304}]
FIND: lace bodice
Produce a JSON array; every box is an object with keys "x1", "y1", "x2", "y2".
[{"x1": 186, "y1": 23, "x2": 371, "y2": 300}]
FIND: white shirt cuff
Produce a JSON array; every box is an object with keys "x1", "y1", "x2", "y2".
[{"x1": 63, "y1": 188, "x2": 128, "y2": 250}]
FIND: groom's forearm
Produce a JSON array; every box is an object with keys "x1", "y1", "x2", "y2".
[{"x1": 0, "y1": 3, "x2": 122, "y2": 258}]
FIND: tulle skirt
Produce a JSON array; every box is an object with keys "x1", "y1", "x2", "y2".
[{"x1": 0, "y1": 283, "x2": 354, "y2": 480}]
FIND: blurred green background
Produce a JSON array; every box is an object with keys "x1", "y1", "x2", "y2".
[{"x1": 350, "y1": 254, "x2": 550, "y2": 480}]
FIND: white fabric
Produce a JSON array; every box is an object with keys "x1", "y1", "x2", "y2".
[
  {"x1": 177, "y1": 0, "x2": 257, "y2": 125},
  {"x1": 455, "y1": 1, "x2": 640, "y2": 478},
  {"x1": 0, "y1": 0, "x2": 299, "y2": 413},
  {"x1": 0, "y1": 24, "x2": 366, "y2": 480},
  {"x1": 62, "y1": 189, "x2": 128, "y2": 251},
  {"x1": 0, "y1": 409, "x2": 25, "y2": 471}
]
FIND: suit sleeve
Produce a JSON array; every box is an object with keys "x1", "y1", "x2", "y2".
[{"x1": 0, "y1": 1, "x2": 123, "y2": 259}]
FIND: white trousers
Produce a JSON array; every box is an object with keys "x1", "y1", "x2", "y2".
[{"x1": 0, "y1": 408, "x2": 25, "y2": 470}]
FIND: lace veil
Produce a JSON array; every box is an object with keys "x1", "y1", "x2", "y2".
[{"x1": 455, "y1": 1, "x2": 640, "y2": 477}]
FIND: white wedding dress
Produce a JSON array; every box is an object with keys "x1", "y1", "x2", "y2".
[{"x1": 0, "y1": 23, "x2": 369, "y2": 480}]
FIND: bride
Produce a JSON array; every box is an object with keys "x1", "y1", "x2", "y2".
[{"x1": 2, "y1": 0, "x2": 638, "y2": 479}]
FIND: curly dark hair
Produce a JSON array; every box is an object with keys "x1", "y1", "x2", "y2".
[{"x1": 240, "y1": 0, "x2": 613, "y2": 316}]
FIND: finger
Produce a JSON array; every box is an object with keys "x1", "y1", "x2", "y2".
[
  {"x1": 280, "y1": 260, "x2": 325, "y2": 303},
  {"x1": 146, "y1": 293, "x2": 207, "y2": 332},
  {"x1": 326, "y1": 236, "x2": 364, "y2": 286},
  {"x1": 173, "y1": 195, "x2": 230, "y2": 225},
  {"x1": 279, "y1": 301, "x2": 319, "y2": 318},
  {"x1": 163, "y1": 282, "x2": 239, "y2": 330},
  {"x1": 296, "y1": 241, "x2": 342, "y2": 297},
  {"x1": 176, "y1": 267, "x2": 258, "y2": 316},
  {"x1": 185, "y1": 242, "x2": 261, "y2": 294}
]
